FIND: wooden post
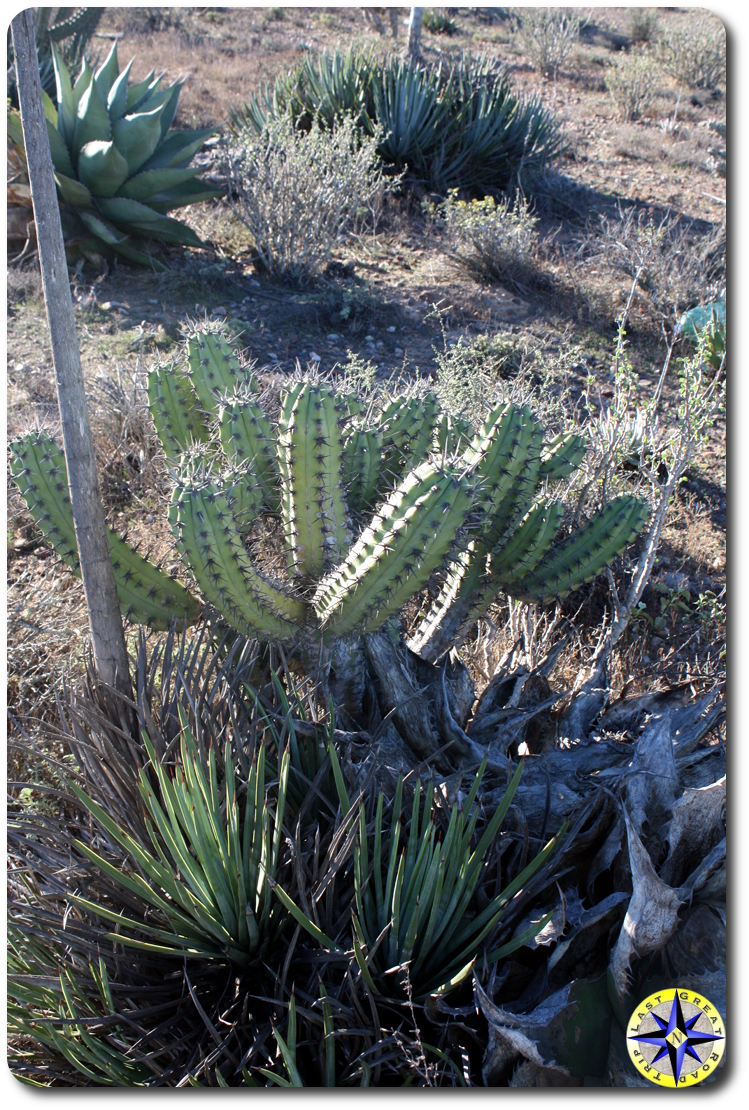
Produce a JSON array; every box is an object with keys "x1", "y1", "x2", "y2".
[
  {"x1": 12, "y1": 9, "x2": 132, "y2": 699},
  {"x1": 406, "y1": 7, "x2": 424, "y2": 58}
]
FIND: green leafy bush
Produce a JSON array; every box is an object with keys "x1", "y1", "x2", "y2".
[
  {"x1": 432, "y1": 188, "x2": 539, "y2": 283},
  {"x1": 7, "y1": 40, "x2": 220, "y2": 268},
  {"x1": 231, "y1": 48, "x2": 563, "y2": 195},
  {"x1": 423, "y1": 10, "x2": 459, "y2": 36}
]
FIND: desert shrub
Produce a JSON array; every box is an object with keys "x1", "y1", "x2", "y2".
[
  {"x1": 433, "y1": 189, "x2": 539, "y2": 284},
  {"x1": 655, "y1": 20, "x2": 726, "y2": 93},
  {"x1": 231, "y1": 49, "x2": 563, "y2": 195},
  {"x1": 226, "y1": 114, "x2": 389, "y2": 281},
  {"x1": 627, "y1": 7, "x2": 659, "y2": 45},
  {"x1": 601, "y1": 209, "x2": 725, "y2": 328},
  {"x1": 604, "y1": 52, "x2": 657, "y2": 121},
  {"x1": 705, "y1": 119, "x2": 726, "y2": 177},
  {"x1": 513, "y1": 7, "x2": 581, "y2": 80}
]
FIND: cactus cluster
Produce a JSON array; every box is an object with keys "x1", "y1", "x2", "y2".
[
  {"x1": 6, "y1": 40, "x2": 220, "y2": 267},
  {"x1": 10, "y1": 328, "x2": 649, "y2": 670}
]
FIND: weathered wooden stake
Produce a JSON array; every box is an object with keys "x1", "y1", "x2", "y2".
[
  {"x1": 12, "y1": 9, "x2": 132, "y2": 699},
  {"x1": 406, "y1": 7, "x2": 424, "y2": 58}
]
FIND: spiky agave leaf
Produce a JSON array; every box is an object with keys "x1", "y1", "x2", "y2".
[{"x1": 9, "y1": 431, "x2": 199, "y2": 629}]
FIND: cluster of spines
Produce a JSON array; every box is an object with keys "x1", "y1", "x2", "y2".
[
  {"x1": 186, "y1": 330, "x2": 255, "y2": 415},
  {"x1": 218, "y1": 387, "x2": 280, "y2": 512},
  {"x1": 9, "y1": 432, "x2": 199, "y2": 629},
  {"x1": 434, "y1": 412, "x2": 475, "y2": 456},
  {"x1": 147, "y1": 365, "x2": 210, "y2": 460},
  {"x1": 168, "y1": 457, "x2": 306, "y2": 640},
  {"x1": 313, "y1": 461, "x2": 471, "y2": 637},
  {"x1": 277, "y1": 382, "x2": 350, "y2": 579}
]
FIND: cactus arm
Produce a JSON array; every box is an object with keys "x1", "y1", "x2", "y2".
[
  {"x1": 147, "y1": 366, "x2": 210, "y2": 459},
  {"x1": 218, "y1": 392, "x2": 280, "y2": 512},
  {"x1": 10, "y1": 433, "x2": 199, "y2": 629},
  {"x1": 342, "y1": 427, "x2": 383, "y2": 515},
  {"x1": 518, "y1": 496, "x2": 649, "y2": 603},
  {"x1": 376, "y1": 395, "x2": 432, "y2": 490},
  {"x1": 402, "y1": 392, "x2": 440, "y2": 472},
  {"x1": 280, "y1": 383, "x2": 350, "y2": 578},
  {"x1": 478, "y1": 407, "x2": 544, "y2": 550},
  {"x1": 169, "y1": 465, "x2": 306, "y2": 639},
  {"x1": 186, "y1": 331, "x2": 254, "y2": 415},
  {"x1": 491, "y1": 500, "x2": 565, "y2": 584},
  {"x1": 539, "y1": 432, "x2": 588, "y2": 482},
  {"x1": 405, "y1": 539, "x2": 488, "y2": 661},
  {"x1": 313, "y1": 462, "x2": 471, "y2": 637}
]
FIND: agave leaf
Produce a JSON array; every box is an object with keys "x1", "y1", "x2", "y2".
[
  {"x1": 78, "y1": 208, "x2": 128, "y2": 245},
  {"x1": 116, "y1": 165, "x2": 202, "y2": 203},
  {"x1": 109, "y1": 238, "x2": 168, "y2": 271},
  {"x1": 71, "y1": 56, "x2": 95, "y2": 114},
  {"x1": 51, "y1": 42, "x2": 74, "y2": 146},
  {"x1": 41, "y1": 88, "x2": 57, "y2": 125},
  {"x1": 77, "y1": 140, "x2": 130, "y2": 197},
  {"x1": 72, "y1": 77, "x2": 111, "y2": 162},
  {"x1": 46, "y1": 118, "x2": 75, "y2": 177},
  {"x1": 95, "y1": 196, "x2": 205, "y2": 246},
  {"x1": 55, "y1": 172, "x2": 92, "y2": 207},
  {"x1": 139, "y1": 125, "x2": 217, "y2": 171},
  {"x1": 124, "y1": 68, "x2": 156, "y2": 111},
  {"x1": 95, "y1": 40, "x2": 120, "y2": 101},
  {"x1": 112, "y1": 105, "x2": 167, "y2": 176},
  {"x1": 106, "y1": 57, "x2": 135, "y2": 122},
  {"x1": 147, "y1": 179, "x2": 225, "y2": 212}
]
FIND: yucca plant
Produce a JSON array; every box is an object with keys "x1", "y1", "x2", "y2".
[
  {"x1": 10, "y1": 327, "x2": 649, "y2": 715},
  {"x1": 7, "y1": 40, "x2": 221, "y2": 268},
  {"x1": 66, "y1": 711, "x2": 290, "y2": 965},
  {"x1": 347, "y1": 759, "x2": 563, "y2": 1000},
  {"x1": 231, "y1": 48, "x2": 563, "y2": 194}
]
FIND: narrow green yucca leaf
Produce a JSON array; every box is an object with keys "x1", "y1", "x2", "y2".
[
  {"x1": 67, "y1": 711, "x2": 289, "y2": 966},
  {"x1": 349, "y1": 758, "x2": 562, "y2": 1000}
]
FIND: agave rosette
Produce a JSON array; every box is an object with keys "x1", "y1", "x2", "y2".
[{"x1": 13, "y1": 39, "x2": 221, "y2": 267}]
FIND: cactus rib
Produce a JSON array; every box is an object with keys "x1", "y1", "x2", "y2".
[
  {"x1": 279, "y1": 383, "x2": 350, "y2": 578},
  {"x1": 313, "y1": 461, "x2": 471, "y2": 637},
  {"x1": 518, "y1": 495, "x2": 650, "y2": 603},
  {"x1": 342, "y1": 426, "x2": 383, "y2": 515},
  {"x1": 539, "y1": 432, "x2": 588, "y2": 482},
  {"x1": 10, "y1": 432, "x2": 199, "y2": 628},
  {"x1": 219, "y1": 389, "x2": 280, "y2": 511}
]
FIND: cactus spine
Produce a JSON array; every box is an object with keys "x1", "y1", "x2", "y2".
[
  {"x1": 186, "y1": 330, "x2": 254, "y2": 414},
  {"x1": 218, "y1": 388, "x2": 280, "y2": 511},
  {"x1": 147, "y1": 366, "x2": 210, "y2": 459},
  {"x1": 342, "y1": 426, "x2": 383, "y2": 515},
  {"x1": 9, "y1": 432, "x2": 199, "y2": 629}
]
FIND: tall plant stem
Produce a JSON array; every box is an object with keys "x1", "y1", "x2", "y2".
[{"x1": 12, "y1": 10, "x2": 131, "y2": 700}]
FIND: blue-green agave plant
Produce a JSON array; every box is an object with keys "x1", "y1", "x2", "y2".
[{"x1": 9, "y1": 39, "x2": 221, "y2": 268}]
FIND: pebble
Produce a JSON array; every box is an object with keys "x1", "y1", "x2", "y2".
[
  {"x1": 388, "y1": 326, "x2": 396, "y2": 333},
  {"x1": 365, "y1": 334, "x2": 374, "y2": 342},
  {"x1": 327, "y1": 333, "x2": 339, "y2": 341},
  {"x1": 394, "y1": 347, "x2": 404, "y2": 356},
  {"x1": 650, "y1": 636, "x2": 665, "y2": 652},
  {"x1": 310, "y1": 352, "x2": 321, "y2": 362},
  {"x1": 212, "y1": 306, "x2": 227, "y2": 317},
  {"x1": 146, "y1": 513, "x2": 155, "y2": 524}
]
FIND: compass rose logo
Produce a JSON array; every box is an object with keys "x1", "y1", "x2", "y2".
[{"x1": 627, "y1": 988, "x2": 725, "y2": 1087}]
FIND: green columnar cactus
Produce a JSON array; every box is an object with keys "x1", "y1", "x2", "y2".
[
  {"x1": 9, "y1": 432, "x2": 198, "y2": 629},
  {"x1": 10, "y1": 328, "x2": 649, "y2": 692},
  {"x1": 6, "y1": 40, "x2": 220, "y2": 268}
]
